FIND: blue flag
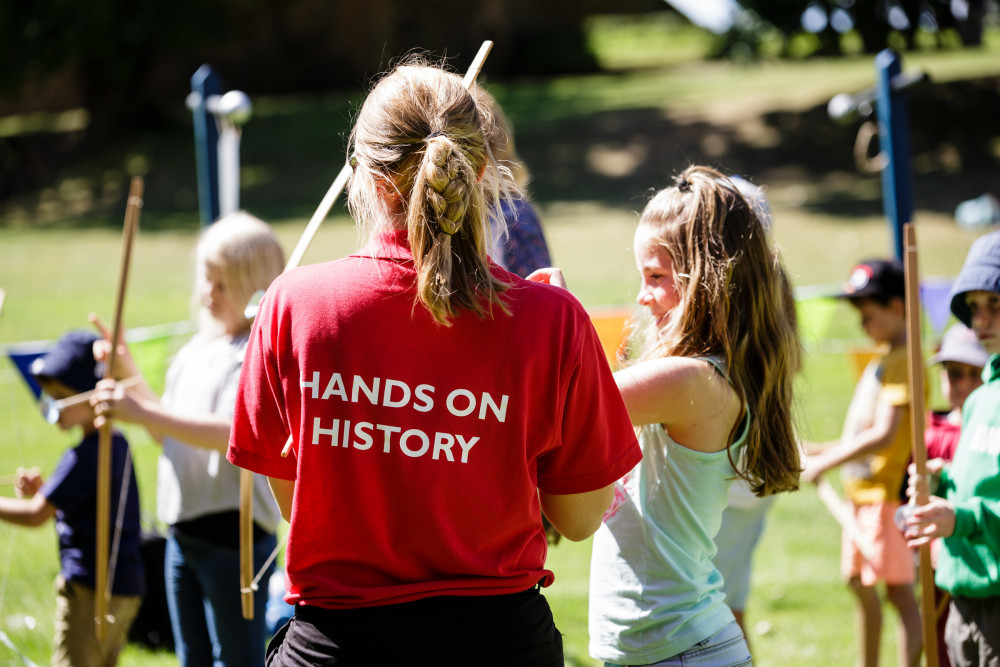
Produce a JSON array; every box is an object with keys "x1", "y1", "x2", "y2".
[{"x1": 5, "y1": 341, "x2": 51, "y2": 400}]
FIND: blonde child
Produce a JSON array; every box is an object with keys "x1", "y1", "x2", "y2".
[
  {"x1": 803, "y1": 258, "x2": 922, "y2": 667},
  {"x1": 534, "y1": 166, "x2": 802, "y2": 665},
  {"x1": 904, "y1": 230, "x2": 1000, "y2": 665},
  {"x1": 0, "y1": 330, "x2": 144, "y2": 666},
  {"x1": 91, "y1": 211, "x2": 284, "y2": 666},
  {"x1": 225, "y1": 59, "x2": 641, "y2": 666}
]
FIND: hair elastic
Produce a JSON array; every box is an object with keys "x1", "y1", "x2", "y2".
[
  {"x1": 677, "y1": 178, "x2": 692, "y2": 193},
  {"x1": 425, "y1": 131, "x2": 445, "y2": 141}
]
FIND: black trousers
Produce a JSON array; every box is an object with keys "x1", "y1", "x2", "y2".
[{"x1": 266, "y1": 586, "x2": 564, "y2": 666}]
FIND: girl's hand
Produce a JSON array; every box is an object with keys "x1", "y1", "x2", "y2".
[
  {"x1": 525, "y1": 268, "x2": 567, "y2": 290},
  {"x1": 90, "y1": 378, "x2": 146, "y2": 429},
  {"x1": 14, "y1": 466, "x2": 43, "y2": 498},
  {"x1": 903, "y1": 496, "x2": 956, "y2": 547},
  {"x1": 90, "y1": 313, "x2": 139, "y2": 378}
]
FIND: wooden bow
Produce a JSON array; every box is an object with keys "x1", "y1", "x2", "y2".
[
  {"x1": 903, "y1": 223, "x2": 938, "y2": 667},
  {"x1": 238, "y1": 40, "x2": 496, "y2": 619},
  {"x1": 95, "y1": 176, "x2": 142, "y2": 640}
]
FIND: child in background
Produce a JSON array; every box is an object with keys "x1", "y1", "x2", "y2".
[
  {"x1": 475, "y1": 86, "x2": 552, "y2": 278},
  {"x1": 91, "y1": 212, "x2": 284, "y2": 667},
  {"x1": 904, "y1": 230, "x2": 1000, "y2": 666},
  {"x1": 0, "y1": 330, "x2": 144, "y2": 667},
  {"x1": 922, "y1": 322, "x2": 988, "y2": 667},
  {"x1": 802, "y1": 258, "x2": 922, "y2": 667},
  {"x1": 552, "y1": 166, "x2": 802, "y2": 665},
  {"x1": 926, "y1": 323, "x2": 987, "y2": 462}
]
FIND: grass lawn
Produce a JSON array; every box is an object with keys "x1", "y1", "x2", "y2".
[{"x1": 1, "y1": 13, "x2": 999, "y2": 666}]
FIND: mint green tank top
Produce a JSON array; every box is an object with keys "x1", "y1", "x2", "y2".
[{"x1": 588, "y1": 357, "x2": 748, "y2": 664}]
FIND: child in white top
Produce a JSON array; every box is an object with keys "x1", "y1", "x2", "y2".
[{"x1": 91, "y1": 211, "x2": 285, "y2": 666}]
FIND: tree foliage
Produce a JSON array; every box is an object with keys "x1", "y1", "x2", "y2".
[{"x1": 713, "y1": 0, "x2": 989, "y2": 58}]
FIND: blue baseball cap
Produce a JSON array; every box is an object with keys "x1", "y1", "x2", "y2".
[
  {"x1": 950, "y1": 231, "x2": 1000, "y2": 328},
  {"x1": 30, "y1": 330, "x2": 102, "y2": 393}
]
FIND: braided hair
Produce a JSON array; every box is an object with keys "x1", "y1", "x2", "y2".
[{"x1": 348, "y1": 60, "x2": 512, "y2": 325}]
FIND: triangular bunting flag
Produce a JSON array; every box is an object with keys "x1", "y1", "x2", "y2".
[
  {"x1": 795, "y1": 296, "x2": 839, "y2": 344},
  {"x1": 5, "y1": 341, "x2": 51, "y2": 400},
  {"x1": 920, "y1": 278, "x2": 954, "y2": 335}
]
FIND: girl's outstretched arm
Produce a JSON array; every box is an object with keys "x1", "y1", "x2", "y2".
[
  {"x1": 91, "y1": 379, "x2": 232, "y2": 451},
  {"x1": 614, "y1": 357, "x2": 740, "y2": 453},
  {"x1": 802, "y1": 401, "x2": 903, "y2": 483}
]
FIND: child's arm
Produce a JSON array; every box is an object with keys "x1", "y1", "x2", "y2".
[
  {"x1": 539, "y1": 484, "x2": 615, "y2": 542},
  {"x1": 614, "y1": 357, "x2": 740, "y2": 453},
  {"x1": 92, "y1": 381, "x2": 232, "y2": 451},
  {"x1": 802, "y1": 401, "x2": 904, "y2": 483},
  {"x1": 0, "y1": 470, "x2": 57, "y2": 527}
]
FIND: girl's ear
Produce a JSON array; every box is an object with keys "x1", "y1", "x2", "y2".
[{"x1": 477, "y1": 162, "x2": 486, "y2": 183}]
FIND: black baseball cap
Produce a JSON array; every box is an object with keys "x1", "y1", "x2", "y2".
[
  {"x1": 835, "y1": 259, "x2": 905, "y2": 301},
  {"x1": 30, "y1": 330, "x2": 102, "y2": 394}
]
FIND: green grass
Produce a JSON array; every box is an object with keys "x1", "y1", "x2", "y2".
[
  {"x1": 1, "y1": 15, "x2": 999, "y2": 666},
  {"x1": 0, "y1": 205, "x2": 978, "y2": 666}
]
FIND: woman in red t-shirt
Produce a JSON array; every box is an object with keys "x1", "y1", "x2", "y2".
[{"x1": 227, "y1": 59, "x2": 641, "y2": 666}]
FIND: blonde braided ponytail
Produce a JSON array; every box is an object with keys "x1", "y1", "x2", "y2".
[
  {"x1": 348, "y1": 60, "x2": 512, "y2": 325},
  {"x1": 408, "y1": 136, "x2": 478, "y2": 319}
]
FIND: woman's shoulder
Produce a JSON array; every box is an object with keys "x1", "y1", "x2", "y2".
[{"x1": 508, "y1": 278, "x2": 589, "y2": 317}]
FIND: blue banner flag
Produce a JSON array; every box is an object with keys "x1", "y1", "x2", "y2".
[{"x1": 6, "y1": 341, "x2": 51, "y2": 399}]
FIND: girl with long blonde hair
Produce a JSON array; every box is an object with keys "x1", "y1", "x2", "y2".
[
  {"x1": 532, "y1": 165, "x2": 800, "y2": 666},
  {"x1": 596, "y1": 165, "x2": 800, "y2": 666}
]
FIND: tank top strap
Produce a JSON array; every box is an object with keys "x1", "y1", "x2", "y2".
[{"x1": 694, "y1": 355, "x2": 750, "y2": 448}]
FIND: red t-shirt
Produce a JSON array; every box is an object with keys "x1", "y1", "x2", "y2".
[
  {"x1": 925, "y1": 411, "x2": 961, "y2": 462},
  {"x1": 228, "y1": 230, "x2": 641, "y2": 609}
]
